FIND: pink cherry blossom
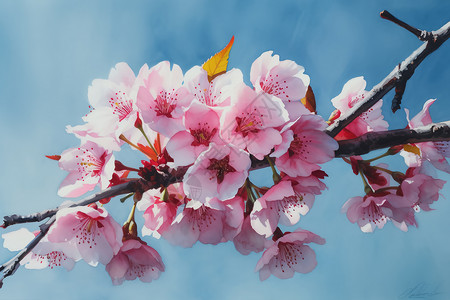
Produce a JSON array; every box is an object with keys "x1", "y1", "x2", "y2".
[
  {"x1": 162, "y1": 197, "x2": 244, "y2": 247},
  {"x1": 137, "y1": 61, "x2": 194, "y2": 138},
  {"x1": 401, "y1": 99, "x2": 450, "y2": 173},
  {"x1": 105, "y1": 239, "x2": 164, "y2": 285},
  {"x1": 141, "y1": 184, "x2": 185, "y2": 239},
  {"x1": 399, "y1": 166, "x2": 445, "y2": 212},
  {"x1": 342, "y1": 189, "x2": 418, "y2": 233},
  {"x1": 250, "y1": 51, "x2": 311, "y2": 121},
  {"x1": 220, "y1": 85, "x2": 289, "y2": 159},
  {"x1": 342, "y1": 194, "x2": 390, "y2": 232},
  {"x1": 143, "y1": 201, "x2": 178, "y2": 239},
  {"x1": 342, "y1": 163, "x2": 424, "y2": 232},
  {"x1": 166, "y1": 103, "x2": 223, "y2": 167},
  {"x1": 66, "y1": 63, "x2": 144, "y2": 151},
  {"x1": 221, "y1": 196, "x2": 245, "y2": 242},
  {"x1": 250, "y1": 179, "x2": 316, "y2": 237},
  {"x1": 184, "y1": 65, "x2": 243, "y2": 111},
  {"x1": 183, "y1": 143, "x2": 251, "y2": 203},
  {"x1": 330, "y1": 76, "x2": 388, "y2": 140},
  {"x1": 58, "y1": 141, "x2": 115, "y2": 198},
  {"x1": 289, "y1": 171, "x2": 328, "y2": 196},
  {"x1": 2, "y1": 228, "x2": 77, "y2": 271},
  {"x1": 255, "y1": 229, "x2": 325, "y2": 281},
  {"x1": 272, "y1": 114, "x2": 338, "y2": 177},
  {"x1": 233, "y1": 215, "x2": 268, "y2": 255},
  {"x1": 47, "y1": 204, "x2": 122, "y2": 266}
]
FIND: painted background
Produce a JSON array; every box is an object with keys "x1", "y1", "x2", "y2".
[{"x1": 0, "y1": 1, "x2": 449, "y2": 299}]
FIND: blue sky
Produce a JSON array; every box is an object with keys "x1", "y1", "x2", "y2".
[{"x1": 0, "y1": 1, "x2": 449, "y2": 299}]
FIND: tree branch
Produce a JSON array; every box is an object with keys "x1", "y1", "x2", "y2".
[
  {"x1": 1, "y1": 180, "x2": 139, "y2": 229},
  {"x1": 1, "y1": 164, "x2": 189, "y2": 229},
  {"x1": 380, "y1": 10, "x2": 433, "y2": 41},
  {"x1": 326, "y1": 14, "x2": 450, "y2": 137},
  {"x1": 0, "y1": 216, "x2": 55, "y2": 288},
  {"x1": 335, "y1": 121, "x2": 450, "y2": 157}
]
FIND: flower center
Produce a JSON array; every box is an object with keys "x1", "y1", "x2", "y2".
[
  {"x1": 32, "y1": 251, "x2": 69, "y2": 269},
  {"x1": 185, "y1": 206, "x2": 217, "y2": 231},
  {"x1": 154, "y1": 91, "x2": 177, "y2": 117},
  {"x1": 276, "y1": 242, "x2": 305, "y2": 271},
  {"x1": 348, "y1": 92, "x2": 365, "y2": 108},
  {"x1": 288, "y1": 134, "x2": 310, "y2": 157},
  {"x1": 363, "y1": 201, "x2": 386, "y2": 225},
  {"x1": 191, "y1": 126, "x2": 217, "y2": 146},
  {"x1": 207, "y1": 155, "x2": 236, "y2": 184},
  {"x1": 235, "y1": 115, "x2": 261, "y2": 137},
  {"x1": 109, "y1": 90, "x2": 134, "y2": 122},
  {"x1": 77, "y1": 150, "x2": 107, "y2": 179}
]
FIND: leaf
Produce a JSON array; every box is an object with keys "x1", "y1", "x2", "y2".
[
  {"x1": 301, "y1": 86, "x2": 316, "y2": 113},
  {"x1": 45, "y1": 155, "x2": 61, "y2": 161},
  {"x1": 403, "y1": 144, "x2": 421, "y2": 156},
  {"x1": 202, "y1": 36, "x2": 234, "y2": 82}
]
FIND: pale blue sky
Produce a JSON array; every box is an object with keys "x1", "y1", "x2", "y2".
[{"x1": 0, "y1": 1, "x2": 449, "y2": 299}]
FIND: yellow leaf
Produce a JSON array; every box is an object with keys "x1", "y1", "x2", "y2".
[
  {"x1": 301, "y1": 86, "x2": 316, "y2": 113},
  {"x1": 403, "y1": 144, "x2": 421, "y2": 156},
  {"x1": 202, "y1": 36, "x2": 234, "y2": 82}
]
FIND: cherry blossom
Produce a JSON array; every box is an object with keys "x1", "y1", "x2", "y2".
[
  {"x1": 67, "y1": 63, "x2": 145, "y2": 151},
  {"x1": 2, "y1": 228, "x2": 77, "y2": 271},
  {"x1": 233, "y1": 216, "x2": 268, "y2": 255},
  {"x1": 141, "y1": 184, "x2": 185, "y2": 239},
  {"x1": 250, "y1": 51, "x2": 311, "y2": 121},
  {"x1": 255, "y1": 229, "x2": 325, "y2": 281},
  {"x1": 184, "y1": 65, "x2": 243, "y2": 111},
  {"x1": 272, "y1": 114, "x2": 338, "y2": 177},
  {"x1": 342, "y1": 188, "x2": 419, "y2": 233},
  {"x1": 137, "y1": 61, "x2": 194, "y2": 138},
  {"x1": 398, "y1": 166, "x2": 445, "y2": 212},
  {"x1": 166, "y1": 103, "x2": 223, "y2": 166},
  {"x1": 401, "y1": 99, "x2": 450, "y2": 173},
  {"x1": 162, "y1": 197, "x2": 244, "y2": 247},
  {"x1": 183, "y1": 143, "x2": 251, "y2": 203},
  {"x1": 105, "y1": 238, "x2": 164, "y2": 285},
  {"x1": 250, "y1": 179, "x2": 316, "y2": 237},
  {"x1": 220, "y1": 85, "x2": 289, "y2": 159},
  {"x1": 341, "y1": 193, "x2": 390, "y2": 232},
  {"x1": 47, "y1": 204, "x2": 122, "y2": 266},
  {"x1": 57, "y1": 141, "x2": 115, "y2": 198},
  {"x1": 329, "y1": 77, "x2": 388, "y2": 140}
]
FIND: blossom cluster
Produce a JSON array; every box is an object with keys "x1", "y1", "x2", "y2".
[
  {"x1": 2, "y1": 45, "x2": 448, "y2": 285},
  {"x1": 331, "y1": 95, "x2": 449, "y2": 232}
]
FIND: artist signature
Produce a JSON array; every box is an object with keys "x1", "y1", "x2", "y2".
[{"x1": 399, "y1": 282, "x2": 443, "y2": 299}]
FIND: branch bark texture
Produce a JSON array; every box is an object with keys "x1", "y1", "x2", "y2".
[{"x1": 335, "y1": 121, "x2": 450, "y2": 157}]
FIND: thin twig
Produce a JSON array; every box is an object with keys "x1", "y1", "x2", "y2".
[
  {"x1": 1, "y1": 180, "x2": 139, "y2": 229},
  {"x1": 0, "y1": 216, "x2": 55, "y2": 288},
  {"x1": 380, "y1": 10, "x2": 433, "y2": 41}
]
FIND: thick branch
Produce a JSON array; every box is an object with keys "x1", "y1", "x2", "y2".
[
  {"x1": 326, "y1": 18, "x2": 450, "y2": 137},
  {"x1": 335, "y1": 121, "x2": 450, "y2": 157}
]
